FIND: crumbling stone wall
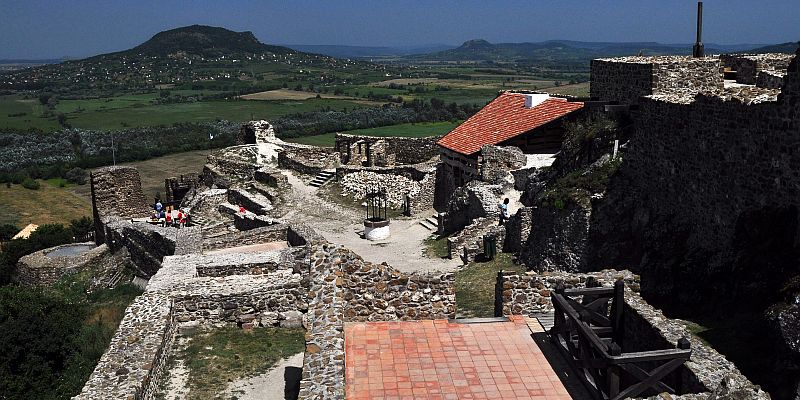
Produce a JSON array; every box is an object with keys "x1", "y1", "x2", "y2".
[
  {"x1": 517, "y1": 203, "x2": 591, "y2": 272},
  {"x1": 335, "y1": 133, "x2": 441, "y2": 166},
  {"x1": 757, "y1": 70, "x2": 785, "y2": 89},
  {"x1": 236, "y1": 120, "x2": 275, "y2": 145},
  {"x1": 103, "y1": 219, "x2": 177, "y2": 278},
  {"x1": 479, "y1": 145, "x2": 527, "y2": 184},
  {"x1": 164, "y1": 175, "x2": 197, "y2": 205},
  {"x1": 591, "y1": 56, "x2": 723, "y2": 105},
  {"x1": 439, "y1": 181, "x2": 502, "y2": 234},
  {"x1": 202, "y1": 224, "x2": 288, "y2": 251},
  {"x1": 721, "y1": 53, "x2": 794, "y2": 85},
  {"x1": 90, "y1": 166, "x2": 151, "y2": 244},
  {"x1": 277, "y1": 145, "x2": 339, "y2": 175},
  {"x1": 336, "y1": 161, "x2": 438, "y2": 212}
]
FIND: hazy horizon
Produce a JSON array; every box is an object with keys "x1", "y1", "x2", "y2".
[{"x1": 2, "y1": 0, "x2": 798, "y2": 59}]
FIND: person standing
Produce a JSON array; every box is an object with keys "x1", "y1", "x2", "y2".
[
  {"x1": 499, "y1": 198, "x2": 510, "y2": 225},
  {"x1": 155, "y1": 199, "x2": 163, "y2": 213}
]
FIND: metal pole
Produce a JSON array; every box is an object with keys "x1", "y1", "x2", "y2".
[{"x1": 693, "y1": 2, "x2": 705, "y2": 58}]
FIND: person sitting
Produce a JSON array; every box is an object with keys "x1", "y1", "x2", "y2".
[
  {"x1": 155, "y1": 199, "x2": 163, "y2": 213},
  {"x1": 158, "y1": 209, "x2": 166, "y2": 227},
  {"x1": 164, "y1": 212, "x2": 173, "y2": 227},
  {"x1": 177, "y1": 209, "x2": 185, "y2": 228},
  {"x1": 239, "y1": 205, "x2": 246, "y2": 214}
]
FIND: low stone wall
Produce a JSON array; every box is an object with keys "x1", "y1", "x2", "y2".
[
  {"x1": 336, "y1": 162, "x2": 437, "y2": 212},
  {"x1": 171, "y1": 272, "x2": 306, "y2": 325},
  {"x1": 298, "y1": 243, "x2": 346, "y2": 399},
  {"x1": 254, "y1": 166, "x2": 288, "y2": 188},
  {"x1": 228, "y1": 187, "x2": 273, "y2": 215},
  {"x1": 277, "y1": 145, "x2": 339, "y2": 175},
  {"x1": 73, "y1": 291, "x2": 175, "y2": 400},
  {"x1": 447, "y1": 217, "x2": 502, "y2": 262},
  {"x1": 104, "y1": 219, "x2": 177, "y2": 278},
  {"x1": 341, "y1": 258, "x2": 456, "y2": 322},
  {"x1": 193, "y1": 247, "x2": 308, "y2": 277},
  {"x1": 13, "y1": 243, "x2": 108, "y2": 287},
  {"x1": 497, "y1": 269, "x2": 636, "y2": 315},
  {"x1": 202, "y1": 224, "x2": 288, "y2": 251}
]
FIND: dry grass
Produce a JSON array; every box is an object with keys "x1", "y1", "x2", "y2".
[{"x1": 0, "y1": 180, "x2": 91, "y2": 227}]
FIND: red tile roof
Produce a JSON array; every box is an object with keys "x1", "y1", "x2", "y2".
[{"x1": 437, "y1": 92, "x2": 584, "y2": 155}]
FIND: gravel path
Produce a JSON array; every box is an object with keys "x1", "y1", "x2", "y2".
[
  {"x1": 223, "y1": 352, "x2": 304, "y2": 400},
  {"x1": 283, "y1": 171, "x2": 460, "y2": 274}
]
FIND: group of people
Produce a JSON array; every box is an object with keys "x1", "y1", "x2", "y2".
[{"x1": 152, "y1": 199, "x2": 190, "y2": 228}]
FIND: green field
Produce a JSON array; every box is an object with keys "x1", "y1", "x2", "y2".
[
  {"x1": 284, "y1": 121, "x2": 460, "y2": 146},
  {"x1": 0, "y1": 94, "x2": 380, "y2": 131}
]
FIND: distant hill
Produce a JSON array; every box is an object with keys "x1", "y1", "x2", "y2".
[
  {"x1": 285, "y1": 44, "x2": 454, "y2": 59},
  {"x1": 747, "y1": 41, "x2": 799, "y2": 54},
  {"x1": 406, "y1": 39, "x2": 784, "y2": 66},
  {"x1": 126, "y1": 25, "x2": 295, "y2": 57},
  {"x1": 0, "y1": 25, "x2": 383, "y2": 94}
]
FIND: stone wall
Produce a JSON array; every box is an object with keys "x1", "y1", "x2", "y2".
[
  {"x1": 91, "y1": 166, "x2": 151, "y2": 244},
  {"x1": 757, "y1": 69, "x2": 785, "y2": 89},
  {"x1": 439, "y1": 181, "x2": 502, "y2": 234},
  {"x1": 497, "y1": 269, "x2": 636, "y2": 316},
  {"x1": 590, "y1": 56, "x2": 722, "y2": 105},
  {"x1": 164, "y1": 175, "x2": 197, "y2": 205},
  {"x1": 237, "y1": 120, "x2": 275, "y2": 145},
  {"x1": 496, "y1": 271, "x2": 767, "y2": 399},
  {"x1": 591, "y1": 53, "x2": 800, "y2": 308},
  {"x1": 13, "y1": 243, "x2": 109, "y2": 287},
  {"x1": 104, "y1": 219, "x2": 177, "y2": 278},
  {"x1": 336, "y1": 162, "x2": 437, "y2": 212},
  {"x1": 721, "y1": 53, "x2": 794, "y2": 85},
  {"x1": 516, "y1": 203, "x2": 591, "y2": 272},
  {"x1": 479, "y1": 145, "x2": 527, "y2": 184},
  {"x1": 447, "y1": 217, "x2": 503, "y2": 262},
  {"x1": 202, "y1": 224, "x2": 288, "y2": 251},
  {"x1": 277, "y1": 145, "x2": 339, "y2": 175},
  {"x1": 335, "y1": 133, "x2": 441, "y2": 166},
  {"x1": 194, "y1": 247, "x2": 308, "y2": 277}
]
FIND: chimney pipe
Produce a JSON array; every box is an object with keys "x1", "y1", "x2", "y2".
[{"x1": 693, "y1": 1, "x2": 705, "y2": 58}]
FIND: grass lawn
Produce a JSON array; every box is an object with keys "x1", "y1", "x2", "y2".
[
  {"x1": 285, "y1": 121, "x2": 459, "y2": 147},
  {"x1": 424, "y1": 234, "x2": 451, "y2": 259},
  {"x1": 180, "y1": 327, "x2": 305, "y2": 399},
  {"x1": 0, "y1": 179, "x2": 92, "y2": 227},
  {"x1": 455, "y1": 253, "x2": 526, "y2": 318}
]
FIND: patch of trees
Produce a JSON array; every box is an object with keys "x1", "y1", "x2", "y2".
[
  {"x1": 0, "y1": 121, "x2": 238, "y2": 174},
  {"x1": 273, "y1": 97, "x2": 481, "y2": 139}
]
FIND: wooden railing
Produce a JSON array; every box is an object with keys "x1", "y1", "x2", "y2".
[{"x1": 551, "y1": 280, "x2": 692, "y2": 400}]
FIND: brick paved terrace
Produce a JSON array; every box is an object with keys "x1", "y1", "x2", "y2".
[{"x1": 344, "y1": 316, "x2": 574, "y2": 400}]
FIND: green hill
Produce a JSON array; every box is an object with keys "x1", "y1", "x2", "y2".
[
  {"x1": 0, "y1": 25, "x2": 388, "y2": 95},
  {"x1": 747, "y1": 42, "x2": 799, "y2": 54}
]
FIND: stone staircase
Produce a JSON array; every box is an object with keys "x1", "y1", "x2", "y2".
[
  {"x1": 419, "y1": 213, "x2": 439, "y2": 231},
  {"x1": 309, "y1": 170, "x2": 335, "y2": 188}
]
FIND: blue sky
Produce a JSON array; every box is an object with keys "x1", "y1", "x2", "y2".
[{"x1": 1, "y1": 0, "x2": 797, "y2": 58}]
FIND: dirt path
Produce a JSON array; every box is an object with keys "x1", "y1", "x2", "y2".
[
  {"x1": 282, "y1": 171, "x2": 460, "y2": 273},
  {"x1": 223, "y1": 352, "x2": 304, "y2": 400}
]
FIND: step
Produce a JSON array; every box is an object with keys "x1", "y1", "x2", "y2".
[
  {"x1": 425, "y1": 217, "x2": 438, "y2": 227},
  {"x1": 419, "y1": 220, "x2": 435, "y2": 231}
]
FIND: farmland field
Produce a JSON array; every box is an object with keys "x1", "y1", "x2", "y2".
[
  {"x1": 0, "y1": 179, "x2": 91, "y2": 227},
  {"x1": 0, "y1": 94, "x2": 378, "y2": 131}
]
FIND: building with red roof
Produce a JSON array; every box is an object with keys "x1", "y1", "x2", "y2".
[{"x1": 437, "y1": 91, "x2": 584, "y2": 188}]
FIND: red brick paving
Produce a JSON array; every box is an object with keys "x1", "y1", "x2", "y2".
[{"x1": 345, "y1": 316, "x2": 572, "y2": 400}]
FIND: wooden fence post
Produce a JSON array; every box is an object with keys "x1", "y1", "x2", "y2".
[{"x1": 610, "y1": 279, "x2": 625, "y2": 347}]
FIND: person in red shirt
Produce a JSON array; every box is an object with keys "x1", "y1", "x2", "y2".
[
  {"x1": 178, "y1": 209, "x2": 186, "y2": 228},
  {"x1": 239, "y1": 205, "x2": 246, "y2": 213},
  {"x1": 164, "y1": 212, "x2": 172, "y2": 227}
]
